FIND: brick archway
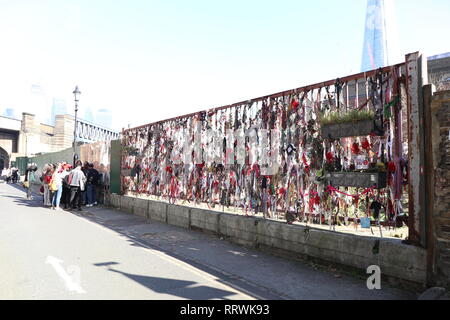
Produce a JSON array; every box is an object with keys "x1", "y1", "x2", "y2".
[{"x1": 0, "y1": 147, "x2": 9, "y2": 171}]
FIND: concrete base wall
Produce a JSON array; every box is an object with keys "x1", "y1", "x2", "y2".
[
  {"x1": 120, "y1": 196, "x2": 134, "y2": 215},
  {"x1": 110, "y1": 193, "x2": 121, "y2": 209},
  {"x1": 167, "y1": 204, "x2": 190, "y2": 228},
  {"x1": 134, "y1": 198, "x2": 149, "y2": 218},
  {"x1": 149, "y1": 201, "x2": 167, "y2": 223},
  {"x1": 107, "y1": 195, "x2": 427, "y2": 286},
  {"x1": 219, "y1": 213, "x2": 259, "y2": 248},
  {"x1": 190, "y1": 208, "x2": 220, "y2": 234}
]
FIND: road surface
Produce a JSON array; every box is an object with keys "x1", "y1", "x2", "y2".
[{"x1": 0, "y1": 183, "x2": 416, "y2": 300}]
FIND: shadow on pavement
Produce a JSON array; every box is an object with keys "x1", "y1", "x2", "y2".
[
  {"x1": 1, "y1": 183, "x2": 44, "y2": 208},
  {"x1": 1, "y1": 195, "x2": 44, "y2": 208},
  {"x1": 94, "y1": 262, "x2": 235, "y2": 300},
  {"x1": 74, "y1": 210, "x2": 278, "y2": 300}
]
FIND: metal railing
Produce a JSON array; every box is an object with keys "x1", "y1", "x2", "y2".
[{"x1": 120, "y1": 61, "x2": 411, "y2": 238}]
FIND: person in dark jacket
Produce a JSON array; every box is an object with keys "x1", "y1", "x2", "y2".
[
  {"x1": 11, "y1": 167, "x2": 19, "y2": 183},
  {"x1": 81, "y1": 161, "x2": 89, "y2": 206},
  {"x1": 24, "y1": 163, "x2": 38, "y2": 200},
  {"x1": 86, "y1": 163, "x2": 100, "y2": 207},
  {"x1": 61, "y1": 164, "x2": 73, "y2": 210}
]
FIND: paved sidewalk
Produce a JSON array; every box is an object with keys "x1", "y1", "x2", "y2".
[
  {"x1": 0, "y1": 183, "x2": 252, "y2": 300},
  {"x1": 4, "y1": 182, "x2": 417, "y2": 300},
  {"x1": 78, "y1": 204, "x2": 416, "y2": 300}
]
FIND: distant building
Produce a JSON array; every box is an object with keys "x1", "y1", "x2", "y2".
[
  {"x1": 361, "y1": 0, "x2": 400, "y2": 72},
  {"x1": 428, "y1": 52, "x2": 450, "y2": 91},
  {"x1": 95, "y1": 109, "x2": 113, "y2": 129},
  {"x1": 0, "y1": 112, "x2": 120, "y2": 169},
  {"x1": 50, "y1": 99, "x2": 67, "y2": 126}
]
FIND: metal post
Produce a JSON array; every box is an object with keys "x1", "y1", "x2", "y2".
[
  {"x1": 422, "y1": 84, "x2": 436, "y2": 286},
  {"x1": 73, "y1": 101, "x2": 78, "y2": 165},
  {"x1": 72, "y1": 86, "x2": 81, "y2": 166},
  {"x1": 405, "y1": 52, "x2": 428, "y2": 247}
]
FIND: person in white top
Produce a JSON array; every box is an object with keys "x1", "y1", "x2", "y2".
[
  {"x1": 4, "y1": 168, "x2": 11, "y2": 183},
  {"x1": 1, "y1": 168, "x2": 7, "y2": 182},
  {"x1": 51, "y1": 163, "x2": 69, "y2": 211}
]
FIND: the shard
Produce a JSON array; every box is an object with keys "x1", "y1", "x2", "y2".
[{"x1": 361, "y1": 0, "x2": 401, "y2": 72}]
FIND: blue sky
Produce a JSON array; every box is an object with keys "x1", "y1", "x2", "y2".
[{"x1": 0, "y1": 0, "x2": 449, "y2": 130}]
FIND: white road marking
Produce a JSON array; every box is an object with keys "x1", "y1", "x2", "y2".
[
  {"x1": 46, "y1": 256, "x2": 86, "y2": 294},
  {"x1": 79, "y1": 214, "x2": 256, "y2": 299}
]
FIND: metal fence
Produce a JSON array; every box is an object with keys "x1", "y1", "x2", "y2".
[{"x1": 120, "y1": 59, "x2": 416, "y2": 238}]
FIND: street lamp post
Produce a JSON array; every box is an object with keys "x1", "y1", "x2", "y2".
[
  {"x1": 22, "y1": 128, "x2": 30, "y2": 158},
  {"x1": 73, "y1": 86, "x2": 81, "y2": 166}
]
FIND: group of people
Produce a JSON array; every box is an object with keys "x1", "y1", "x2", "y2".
[
  {"x1": 39, "y1": 160, "x2": 101, "y2": 211},
  {"x1": 1, "y1": 167, "x2": 20, "y2": 184}
]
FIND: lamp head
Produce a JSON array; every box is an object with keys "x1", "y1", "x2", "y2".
[{"x1": 73, "y1": 86, "x2": 81, "y2": 102}]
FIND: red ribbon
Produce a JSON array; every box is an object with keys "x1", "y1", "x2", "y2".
[
  {"x1": 362, "y1": 139, "x2": 371, "y2": 151},
  {"x1": 326, "y1": 152, "x2": 334, "y2": 164},
  {"x1": 351, "y1": 142, "x2": 361, "y2": 155}
]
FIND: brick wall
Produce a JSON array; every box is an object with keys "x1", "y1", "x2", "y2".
[{"x1": 431, "y1": 90, "x2": 450, "y2": 288}]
